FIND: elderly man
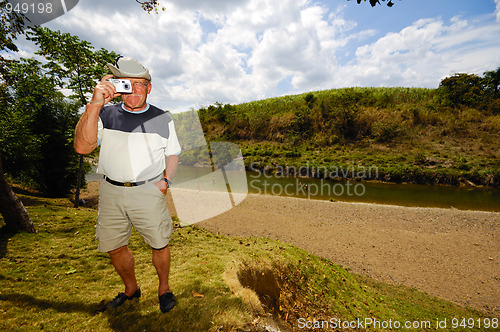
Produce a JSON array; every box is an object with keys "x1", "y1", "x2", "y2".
[{"x1": 74, "y1": 57, "x2": 180, "y2": 313}]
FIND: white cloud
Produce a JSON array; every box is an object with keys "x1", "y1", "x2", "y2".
[
  {"x1": 496, "y1": 0, "x2": 500, "y2": 23},
  {"x1": 38, "y1": 0, "x2": 355, "y2": 108},
  {"x1": 236, "y1": 1, "x2": 352, "y2": 92},
  {"x1": 8, "y1": 0, "x2": 498, "y2": 110},
  {"x1": 335, "y1": 16, "x2": 500, "y2": 88}
]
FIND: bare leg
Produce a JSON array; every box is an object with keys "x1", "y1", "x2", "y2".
[
  {"x1": 152, "y1": 245, "x2": 171, "y2": 295},
  {"x1": 108, "y1": 245, "x2": 139, "y2": 296}
]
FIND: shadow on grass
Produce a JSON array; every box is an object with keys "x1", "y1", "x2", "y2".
[
  {"x1": 102, "y1": 292, "x2": 248, "y2": 332},
  {"x1": 9, "y1": 186, "x2": 50, "y2": 207},
  {"x1": 0, "y1": 226, "x2": 15, "y2": 259},
  {"x1": 0, "y1": 292, "x2": 98, "y2": 315},
  {"x1": 11, "y1": 186, "x2": 44, "y2": 198},
  {"x1": 105, "y1": 308, "x2": 200, "y2": 332},
  {"x1": 10, "y1": 184, "x2": 68, "y2": 208},
  {"x1": 0, "y1": 290, "x2": 249, "y2": 331},
  {"x1": 18, "y1": 196, "x2": 50, "y2": 207}
]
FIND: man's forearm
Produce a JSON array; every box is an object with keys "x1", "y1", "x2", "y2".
[
  {"x1": 164, "y1": 155, "x2": 179, "y2": 181},
  {"x1": 74, "y1": 103, "x2": 101, "y2": 155}
]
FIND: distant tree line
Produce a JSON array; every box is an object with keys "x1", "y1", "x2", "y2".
[{"x1": 438, "y1": 69, "x2": 500, "y2": 112}]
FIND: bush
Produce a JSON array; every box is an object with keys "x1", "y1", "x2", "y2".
[
  {"x1": 454, "y1": 156, "x2": 472, "y2": 171},
  {"x1": 438, "y1": 73, "x2": 485, "y2": 107},
  {"x1": 372, "y1": 122, "x2": 401, "y2": 142}
]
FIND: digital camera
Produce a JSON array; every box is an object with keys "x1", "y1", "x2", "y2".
[{"x1": 107, "y1": 78, "x2": 132, "y2": 94}]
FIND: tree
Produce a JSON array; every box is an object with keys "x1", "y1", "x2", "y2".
[
  {"x1": 136, "y1": 0, "x2": 165, "y2": 13},
  {"x1": 0, "y1": 0, "x2": 36, "y2": 233},
  {"x1": 26, "y1": 26, "x2": 119, "y2": 206},
  {"x1": 438, "y1": 68, "x2": 500, "y2": 113},
  {"x1": 27, "y1": 27, "x2": 119, "y2": 108},
  {"x1": 2, "y1": 57, "x2": 81, "y2": 197},
  {"x1": 438, "y1": 73, "x2": 485, "y2": 107},
  {"x1": 0, "y1": 151, "x2": 36, "y2": 233},
  {"x1": 0, "y1": 0, "x2": 24, "y2": 52},
  {"x1": 351, "y1": 0, "x2": 396, "y2": 7},
  {"x1": 483, "y1": 67, "x2": 500, "y2": 100}
]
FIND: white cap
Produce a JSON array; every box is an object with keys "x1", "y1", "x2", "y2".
[{"x1": 107, "y1": 56, "x2": 151, "y2": 81}]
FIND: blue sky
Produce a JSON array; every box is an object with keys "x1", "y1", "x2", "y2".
[
  {"x1": 7, "y1": 0, "x2": 500, "y2": 111},
  {"x1": 341, "y1": 0, "x2": 496, "y2": 33},
  {"x1": 339, "y1": 0, "x2": 498, "y2": 64}
]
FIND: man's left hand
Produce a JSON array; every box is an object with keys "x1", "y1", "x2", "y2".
[{"x1": 154, "y1": 179, "x2": 168, "y2": 195}]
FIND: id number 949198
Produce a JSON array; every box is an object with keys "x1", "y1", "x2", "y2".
[
  {"x1": 452, "y1": 317, "x2": 498, "y2": 329},
  {"x1": 6, "y1": 2, "x2": 53, "y2": 14}
]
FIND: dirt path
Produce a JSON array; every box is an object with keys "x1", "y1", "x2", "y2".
[
  {"x1": 79, "y1": 183, "x2": 499, "y2": 316},
  {"x1": 197, "y1": 194, "x2": 500, "y2": 316}
]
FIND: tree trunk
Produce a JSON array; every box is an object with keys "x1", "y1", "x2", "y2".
[
  {"x1": 74, "y1": 154, "x2": 84, "y2": 208},
  {"x1": 0, "y1": 152, "x2": 37, "y2": 233}
]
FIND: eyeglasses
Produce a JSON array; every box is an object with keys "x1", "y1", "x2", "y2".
[{"x1": 131, "y1": 82, "x2": 149, "y2": 89}]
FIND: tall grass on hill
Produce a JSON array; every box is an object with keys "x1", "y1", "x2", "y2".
[{"x1": 199, "y1": 88, "x2": 437, "y2": 141}]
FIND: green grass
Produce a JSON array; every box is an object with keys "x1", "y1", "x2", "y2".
[{"x1": 0, "y1": 193, "x2": 495, "y2": 331}]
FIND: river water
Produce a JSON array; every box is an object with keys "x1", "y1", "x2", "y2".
[
  {"x1": 246, "y1": 171, "x2": 500, "y2": 212},
  {"x1": 87, "y1": 166, "x2": 500, "y2": 212}
]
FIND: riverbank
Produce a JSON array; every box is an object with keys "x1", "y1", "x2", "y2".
[
  {"x1": 239, "y1": 141, "x2": 500, "y2": 188},
  {"x1": 198, "y1": 193, "x2": 500, "y2": 316}
]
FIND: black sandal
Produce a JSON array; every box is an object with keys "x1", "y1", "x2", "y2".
[
  {"x1": 97, "y1": 287, "x2": 141, "y2": 312},
  {"x1": 159, "y1": 291, "x2": 176, "y2": 313}
]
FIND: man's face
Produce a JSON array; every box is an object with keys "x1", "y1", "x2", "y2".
[{"x1": 121, "y1": 78, "x2": 151, "y2": 112}]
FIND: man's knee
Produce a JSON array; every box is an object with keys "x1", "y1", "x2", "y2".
[
  {"x1": 152, "y1": 244, "x2": 169, "y2": 252},
  {"x1": 108, "y1": 245, "x2": 128, "y2": 256}
]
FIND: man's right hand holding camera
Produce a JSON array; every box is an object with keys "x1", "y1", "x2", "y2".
[
  {"x1": 74, "y1": 75, "x2": 120, "y2": 154},
  {"x1": 89, "y1": 74, "x2": 121, "y2": 107}
]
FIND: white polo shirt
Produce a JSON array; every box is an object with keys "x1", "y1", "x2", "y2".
[{"x1": 96, "y1": 103, "x2": 181, "y2": 182}]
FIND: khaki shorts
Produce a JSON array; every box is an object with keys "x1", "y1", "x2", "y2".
[{"x1": 96, "y1": 178, "x2": 172, "y2": 252}]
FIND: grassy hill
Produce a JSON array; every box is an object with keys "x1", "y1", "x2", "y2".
[
  {"x1": 0, "y1": 190, "x2": 495, "y2": 331},
  {"x1": 194, "y1": 87, "x2": 500, "y2": 187}
]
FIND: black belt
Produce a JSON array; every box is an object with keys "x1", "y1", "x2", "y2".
[{"x1": 105, "y1": 175, "x2": 160, "y2": 187}]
